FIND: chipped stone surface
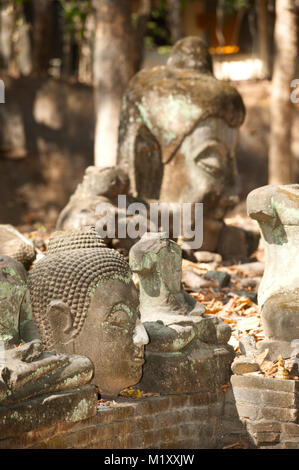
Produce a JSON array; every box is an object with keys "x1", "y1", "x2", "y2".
[
  {"x1": 118, "y1": 37, "x2": 246, "y2": 254},
  {"x1": 130, "y1": 233, "x2": 234, "y2": 394},
  {"x1": 247, "y1": 184, "x2": 299, "y2": 359},
  {"x1": 0, "y1": 384, "x2": 98, "y2": 441}
]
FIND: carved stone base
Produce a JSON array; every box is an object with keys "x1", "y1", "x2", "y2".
[
  {"x1": 137, "y1": 344, "x2": 234, "y2": 395},
  {"x1": 0, "y1": 384, "x2": 98, "y2": 440}
]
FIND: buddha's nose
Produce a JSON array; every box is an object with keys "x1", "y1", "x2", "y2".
[{"x1": 133, "y1": 319, "x2": 149, "y2": 346}]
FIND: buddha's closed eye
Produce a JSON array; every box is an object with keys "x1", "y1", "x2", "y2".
[
  {"x1": 195, "y1": 143, "x2": 227, "y2": 176},
  {"x1": 106, "y1": 304, "x2": 134, "y2": 329}
]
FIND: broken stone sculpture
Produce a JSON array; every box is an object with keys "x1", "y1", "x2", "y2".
[
  {"x1": 57, "y1": 37, "x2": 258, "y2": 259},
  {"x1": 247, "y1": 184, "x2": 299, "y2": 359},
  {"x1": 28, "y1": 225, "x2": 149, "y2": 397},
  {"x1": 129, "y1": 232, "x2": 234, "y2": 394},
  {"x1": 57, "y1": 165, "x2": 128, "y2": 232},
  {"x1": 0, "y1": 255, "x2": 95, "y2": 407},
  {"x1": 56, "y1": 165, "x2": 149, "y2": 252},
  {"x1": 0, "y1": 224, "x2": 36, "y2": 269},
  {"x1": 118, "y1": 36, "x2": 258, "y2": 257}
]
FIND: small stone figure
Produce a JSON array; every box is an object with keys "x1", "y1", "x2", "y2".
[
  {"x1": 0, "y1": 224, "x2": 36, "y2": 269},
  {"x1": 247, "y1": 184, "x2": 299, "y2": 359},
  {"x1": 129, "y1": 232, "x2": 234, "y2": 394},
  {"x1": 118, "y1": 36, "x2": 250, "y2": 255},
  {"x1": 28, "y1": 226, "x2": 149, "y2": 397},
  {"x1": 276, "y1": 356, "x2": 290, "y2": 380},
  {"x1": 0, "y1": 255, "x2": 94, "y2": 406}
]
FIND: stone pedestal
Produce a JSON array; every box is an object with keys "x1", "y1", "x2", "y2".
[
  {"x1": 247, "y1": 184, "x2": 299, "y2": 359},
  {"x1": 231, "y1": 375, "x2": 299, "y2": 449},
  {"x1": 0, "y1": 384, "x2": 98, "y2": 441},
  {"x1": 138, "y1": 344, "x2": 234, "y2": 395}
]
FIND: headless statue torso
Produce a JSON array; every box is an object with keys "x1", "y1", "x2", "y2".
[
  {"x1": 129, "y1": 232, "x2": 205, "y2": 319},
  {"x1": 129, "y1": 233, "x2": 234, "y2": 394}
]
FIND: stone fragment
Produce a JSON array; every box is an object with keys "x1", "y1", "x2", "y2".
[
  {"x1": 0, "y1": 384, "x2": 98, "y2": 441},
  {"x1": 193, "y1": 251, "x2": 222, "y2": 266},
  {"x1": 235, "y1": 261, "x2": 265, "y2": 277},
  {"x1": 247, "y1": 184, "x2": 299, "y2": 359},
  {"x1": 129, "y1": 232, "x2": 234, "y2": 394},
  {"x1": 239, "y1": 335, "x2": 258, "y2": 356},
  {"x1": 231, "y1": 357, "x2": 260, "y2": 375},
  {"x1": 240, "y1": 277, "x2": 261, "y2": 289},
  {"x1": 205, "y1": 270, "x2": 231, "y2": 287},
  {"x1": 182, "y1": 269, "x2": 215, "y2": 290},
  {"x1": 234, "y1": 290, "x2": 257, "y2": 303}
]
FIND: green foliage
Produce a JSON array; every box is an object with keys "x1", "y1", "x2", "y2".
[
  {"x1": 223, "y1": 0, "x2": 248, "y2": 14},
  {"x1": 145, "y1": 0, "x2": 171, "y2": 49},
  {"x1": 60, "y1": 0, "x2": 92, "y2": 37}
]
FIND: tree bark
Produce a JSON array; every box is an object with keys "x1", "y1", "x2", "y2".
[
  {"x1": 31, "y1": 0, "x2": 54, "y2": 76},
  {"x1": 92, "y1": 0, "x2": 136, "y2": 167},
  {"x1": 0, "y1": 2, "x2": 14, "y2": 72},
  {"x1": 257, "y1": 0, "x2": 270, "y2": 79},
  {"x1": 166, "y1": 0, "x2": 183, "y2": 44},
  {"x1": 134, "y1": 0, "x2": 152, "y2": 72},
  {"x1": 268, "y1": 0, "x2": 298, "y2": 185}
]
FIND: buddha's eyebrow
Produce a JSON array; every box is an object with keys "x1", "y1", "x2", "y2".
[
  {"x1": 106, "y1": 303, "x2": 134, "y2": 321},
  {"x1": 195, "y1": 139, "x2": 227, "y2": 156}
]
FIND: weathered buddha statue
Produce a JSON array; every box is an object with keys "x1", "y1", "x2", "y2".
[
  {"x1": 0, "y1": 255, "x2": 94, "y2": 406},
  {"x1": 56, "y1": 165, "x2": 130, "y2": 233},
  {"x1": 129, "y1": 232, "x2": 234, "y2": 394},
  {"x1": 118, "y1": 36, "x2": 249, "y2": 254},
  {"x1": 28, "y1": 226, "x2": 149, "y2": 397},
  {"x1": 247, "y1": 184, "x2": 299, "y2": 359}
]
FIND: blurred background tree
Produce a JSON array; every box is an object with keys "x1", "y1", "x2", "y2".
[{"x1": 0, "y1": 0, "x2": 298, "y2": 228}]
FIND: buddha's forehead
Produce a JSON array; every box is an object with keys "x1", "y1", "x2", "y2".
[
  {"x1": 180, "y1": 116, "x2": 239, "y2": 157},
  {"x1": 90, "y1": 278, "x2": 139, "y2": 320}
]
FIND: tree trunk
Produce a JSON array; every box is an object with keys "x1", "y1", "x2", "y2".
[
  {"x1": 268, "y1": 0, "x2": 298, "y2": 185},
  {"x1": 0, "y1": 2, "x2": 14, "y2": 72},
  {"x1": 31, "y1": 0, "x2": 54, "y2": 76},
  {"x1": 257, "y1": 0, "x2": 270, "y2": 79},
  {"x1": 92, "y1": 0, "x2": 136, "y2": 167},
  {"x1": 78, "y1": 13, "x2": 95, "y2": 84},
  {"x1": 166, "y1": 0, "x2": 183, "y2": 44},
  {"x1": 134, "y1": 0, "x2": 151, "y2": 72}
]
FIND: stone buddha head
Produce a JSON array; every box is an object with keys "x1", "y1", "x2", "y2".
[
  {"x1": 28, "y1": 226, "x2": 149, "y2": 396},
  {"x1": 118, "y1": 37, "x2": 245, "y2": 251}
]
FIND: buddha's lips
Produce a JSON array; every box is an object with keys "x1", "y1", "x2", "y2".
[{"x1": 132, "y1": 357, "x2": 145, "y2": 365}]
